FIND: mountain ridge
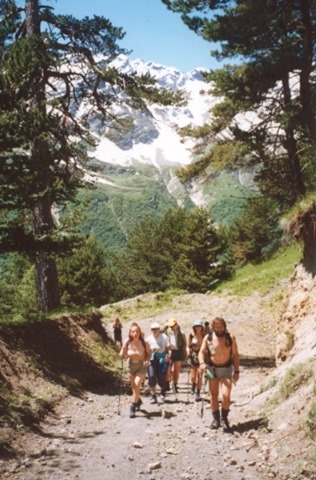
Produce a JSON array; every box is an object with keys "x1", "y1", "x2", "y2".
[{"x1": 66, "y1": 55, "x2": 254, "y2": 249}]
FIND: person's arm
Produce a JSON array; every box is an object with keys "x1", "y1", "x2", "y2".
[
  {"x1": 144, "y1": 341, "x2": 152, "y2": 363},
  {"x1": 186, "y1": 334, "x2": 192, "y2": 358},
  {"x1": 119, "y1": 339, "x2": 129, "y2": 358},
  {"x1": 198, "y1": 336, "x2": 208, "y2": 371},
  {"x1": 231, "y1": 334, "x2": 240, "y2": 381}
]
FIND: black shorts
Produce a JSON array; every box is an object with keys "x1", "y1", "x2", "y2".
[{"x1": 171, "y1": 350, "x2": 182, "y2": 362}]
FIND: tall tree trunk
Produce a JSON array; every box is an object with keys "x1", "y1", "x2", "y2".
[
  {"x1": 282, "y1": 75, "x2": 306, "y2": 199},
  {"x1": 26, "y1": 0, "x2": 61, "y2": 312},
  {"x1": 299, "y1": 0, "x2": 316, "y2": 145},
  {"x1": 33, "y1": 194, "x2": 61, "y2": 312}
]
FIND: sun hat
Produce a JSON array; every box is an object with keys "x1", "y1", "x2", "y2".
[
  {"x1": 151, "y1": 322, "x2": 161, "y2": 330},
  {"x1": 192, "y1": 320, "x2": 204, "y2": 328},
  {"x1": 168, "y1": 318, "x2": 178, "y2": 327}
]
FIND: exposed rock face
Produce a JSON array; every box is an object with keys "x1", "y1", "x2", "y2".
[
  {"x1": 277, "y1": 200, "x2": 316, "y2": 365},
  {"x1": 277, "y1": 263, "x2": 316, "y2": 365}
]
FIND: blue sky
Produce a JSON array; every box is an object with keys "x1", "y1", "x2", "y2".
[{"x1": 45, "y1": 0, "x2": 219, "y2": 72}]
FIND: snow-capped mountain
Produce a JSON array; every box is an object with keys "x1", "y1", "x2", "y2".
[
  {"x1": 86, "y1": 54, "x2": 217, "y2": 171},
  {"x1": 70, "y1": 55, "x2": 254, "y2": 250}
]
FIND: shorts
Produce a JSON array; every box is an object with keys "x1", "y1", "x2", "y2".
[
  {"x1": 170, "y1": 350, "x2": 182, "y2": 362},
  {"x1": 127, "y1": 360, "x2": 147, "y2": 376},
  {"x1": 114, "y1": 331, "x2": 122, "y2": 342},
  {"x1": 206, "y1": 364, "x2": 233, "y2": 380}
]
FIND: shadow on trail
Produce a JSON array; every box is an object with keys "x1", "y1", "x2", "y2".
[
  {"x1": 138, "y1": 409, "x2": 164, "y2": 419},
  {"x1": 240, "y1": 355, "x2": 275, "y2": 368},
  {"x1": 231, "y1": 416, "x2": 269, "y2": 434}
]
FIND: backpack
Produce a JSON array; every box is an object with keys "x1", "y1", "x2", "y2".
[
  {"x1": 208, "y1": 328, "x2": 232, "y2": 348},
  {"x1": 205, "y1": 329, "x2": 232, "y2": 365}
]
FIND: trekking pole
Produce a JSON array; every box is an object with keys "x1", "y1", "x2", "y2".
[
  {"x1": 170, "y1": 360, "x2": 178, "y2": 400},
  {"x1": 186, "y1": 360, "x2": 191, "y2": 403},
  {"x1": 117, "y1": 357, "x2": 124, "y2": 416},
  {"x1": 200, "y1": 371, "x2": 208, "y2": 418}
]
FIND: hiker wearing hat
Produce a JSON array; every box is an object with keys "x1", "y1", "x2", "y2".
[
  {"x1": 198, "y1": 317, "x2": 240, "y2": 430},
  {"x1": 166, "y1": 318, "x2": 186, "y2": 393},
  {"x1": 145, "y1": 323, "x2": 171, "y2": 403},
  {"x1": 187, "y1": 320, "x2": 205, "y2": 402}
]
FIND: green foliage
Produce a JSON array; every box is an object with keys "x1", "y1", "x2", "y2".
[
  {"x1": 229, "y1": 196, "x2": 283, "y2": 265},
  {"x1": 216, "y1": 242, "x2": 301, "y2": 296},
  {"x1": 109, "y1": 207, "x2": 232, "y2": 298},
  {"x1": 167, "y1": 208, "x2": 232, "y2": 291},
  {"x1": 0, "y1": 1, "x2": 184, "y2": 313},
  {"x1": 278, "y1": 363, "x2": 314, "y2": 400},
  {"x1": 0, "y1": 253, "x2": 38, "y2": 323},
  {"x1": 304, "y1": 403, "x2": 316, "y2": 440},
  {"x1": 57, "y1": 237, "x2": 113, "y2": 308},
  {"x1": 163, "y1": 0, "x2": 316, "y2": 206},
  {"x1": 68, "y1": 165, "x2": 181, "y2": 250}
]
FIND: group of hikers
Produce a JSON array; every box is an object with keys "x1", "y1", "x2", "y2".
[{"x1": 114, "y1": 316, "x2": 240, "y2": 430}]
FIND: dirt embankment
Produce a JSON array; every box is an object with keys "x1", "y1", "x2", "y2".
[{"x1": 0, "y1": 290, "x2": 315, "y2": 480}]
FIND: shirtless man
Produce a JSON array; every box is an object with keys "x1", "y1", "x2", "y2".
[{"x1": 198, "y1": 317, "x2": 240, "y2": 429}]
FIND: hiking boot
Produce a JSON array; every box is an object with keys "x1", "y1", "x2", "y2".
[
  {"x1": 221, "y1": 408, "x2": 230, "y2": 430},
  {"x1": 164, "y1": 382, "x2": 171, "y2": 392},
  {"x1": 129, "y1": 403, "x2": 136, "y2": 418},
  {"x1": 160, "y1": 391, "x2": 166, "y2": 402},
  {"x1": 150, "y1": 394, "x2": 157, "y2": 404},
  {"x1": 174, "y1": 383, "x2": 179, "y2": 393},
  {"x1": 210, "y1": 410, "x2": 220, "y2": 429},
  {"x1": 135, "y1": 398, "x2": 142, "y2": 411},
  {"x1": 194, "y1": 390, "x2": 201, "y2": 402},
  {"x1": 191, "y1": 383, "x2": 196, "y2": 395}
]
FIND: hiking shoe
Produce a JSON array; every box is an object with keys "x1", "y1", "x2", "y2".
[
  {"x1": 195, "y1": 391, "x2": 201, "y2": 402},
  {"x1": 173, "y1": 383, "x2": 179, "y2": 393},
  {"x1": 221, "y1": 408, "x2": 230, "y2": 430},
  {"x1": 135, "y1": 398, "x2": 142, "y2": 411},
  {"x1": 164, "y1": 382, "x2": 171, "y2": 392},
  {"x1": 191, "y1": 383, "x2": 196, "y2": 395},
  {"x1": 129, "y1": 403, "x2": 136, "y2": 418},
  {"x1": 210, "y1": 410, "x2": 220, "y2": 429},
  {"x1": 150, "y1": 394, "x2": 157, "y2": 404}
]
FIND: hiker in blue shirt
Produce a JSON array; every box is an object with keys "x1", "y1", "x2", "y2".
[{"x1": 146, "y1": 323, "x2": 171, "y2": 403}]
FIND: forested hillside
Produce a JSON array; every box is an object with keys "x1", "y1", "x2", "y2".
[{"x1": 0, "y1": 0, "x2": 316, "y2": 326}]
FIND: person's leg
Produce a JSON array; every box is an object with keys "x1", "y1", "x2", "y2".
[
  {"x1": 209, "y1": 379, "x2": 221, "y2": 428},
  {"x1": 129, "y1": 374, "x2": 137, "y2": 418},
  {"x1": 173, "y1": 360, "x2": 181, "y2": 388},
  {"x1": 148, "y1": 362, "x2": 158, "y2": 402},
  {"x1": 190, "y1": 365, "x2": 197, "y2": 394},
  {"x1": 220, "y1": 378, "x2": 232, "y2": 428},
  {"x1": 134, "y1": 373, "x2": 144, "y2": 403},
  {"x1": 195, "y1": 366, "x2": 202, "y2": 401}
]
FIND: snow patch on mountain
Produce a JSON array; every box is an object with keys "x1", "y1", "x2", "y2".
[{"x1": 89, "y1": 55, "x2": 217, "y2": 171}]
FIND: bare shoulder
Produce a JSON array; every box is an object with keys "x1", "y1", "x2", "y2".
[
  {"x1": 230, "y1": 332, "x2": 238, "y2": 343},
  {"x1": 230, "y1": 333, "x2": 239, "y2": 354}
]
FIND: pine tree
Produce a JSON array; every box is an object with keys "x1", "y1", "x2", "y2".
[
  {"x1": 0, "y1": 0, "x2": 184, "y2": 312},
  {"x1": 162, "y1": 0, "x2": 316, "y2": 204}
]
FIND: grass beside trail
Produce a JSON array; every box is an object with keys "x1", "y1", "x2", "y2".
[{"x1": 216, "y1": 242, "x2": 302, "y2": 297}]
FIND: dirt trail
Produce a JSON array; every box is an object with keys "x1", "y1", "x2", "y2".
[{"x1": 2, "y1": 292, "x2": 289, "y2": 480}]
